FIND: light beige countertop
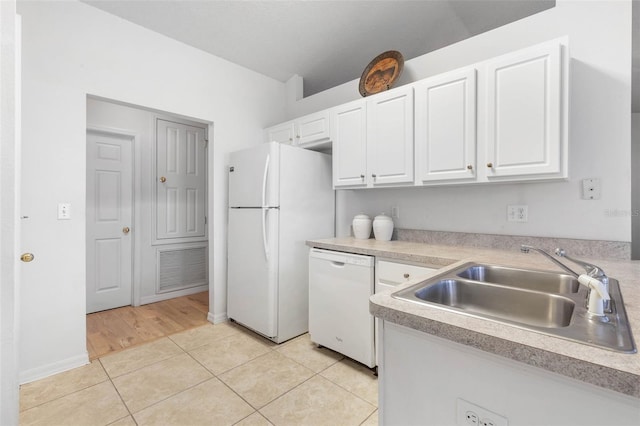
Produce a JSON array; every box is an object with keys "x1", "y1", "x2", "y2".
[{"x1": 307, "y1": 237, "x2": 640, "y2": 398}]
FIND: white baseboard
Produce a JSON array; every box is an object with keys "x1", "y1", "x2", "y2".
[
  {"x1": 19, "y1": 351, "x2": 89, "y2": 385},
  {"x1": 208, "y1": 311, "x2": 228, "y2": 324},
  {"x1": 139, "y1": 284, "x2": 208, "y2": 305}
]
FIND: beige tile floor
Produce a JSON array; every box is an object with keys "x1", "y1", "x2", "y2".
[{"x1": 19, "y1": 321, "x2": 379, "y2": 426}]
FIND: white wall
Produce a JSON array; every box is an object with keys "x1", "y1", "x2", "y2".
[
  {"x1": 290, "y1": 0, "x2": 633, "y2": 242},
  {"x1": 18, "y1": 1, "x2": 287, "y2": 382}
]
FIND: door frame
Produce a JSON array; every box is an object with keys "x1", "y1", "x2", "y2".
[
  {"x1": 0, "y1": 3, "x2": 19, "y2": 423},
  {"x1": 86, "y1": 126, "x2": 141, "y2": 307}
]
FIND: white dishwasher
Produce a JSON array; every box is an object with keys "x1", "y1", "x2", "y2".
[{"x1": 309, "y1": 248, "x2": 375, "y2": 368}]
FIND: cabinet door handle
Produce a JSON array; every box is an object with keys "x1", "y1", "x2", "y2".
[
  {"x1": 486, "y1": 163, "x2": 493, "y2": 168},
  {"x1": 403, "y1": 273, "x2": 410, "y2": 279},
  {"x1": 467, "y1": 165, "x2": 473, "y2": 170}
]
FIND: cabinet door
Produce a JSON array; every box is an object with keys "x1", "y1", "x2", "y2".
[
  {"x1": 332, "y1": 100, "x2": 368, "y2": 188},
  {"x1": 367, "y1": 87, "x2": 414, "y2": 186},
  {"x1": 415, "y1": 68, "x2": 477, "y2": 183},
  {"x1": 265, "y1": 121, "x2": 295, "y2": 145},
  {"x1": 296, "y1": 110, "x2": 330, "y2": 146},
  {"x1": 485, "y1": 42, "x2": 564, "y2": 178}
]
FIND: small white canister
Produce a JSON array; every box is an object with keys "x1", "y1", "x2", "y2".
[
  {"x1": 352, "y1": 214, "x2": 372, "y2": 239},
  {"x1": 373, "y1": 213, "x2": 394, "y2": 241}
]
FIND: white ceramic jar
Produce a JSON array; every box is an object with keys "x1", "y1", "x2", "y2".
[
  {"x1": 352, "y1": 214, "x2": 372, "y2": 239},
  {"x1": 373, "y1": 213, "x2": 394, "y2": 241}
]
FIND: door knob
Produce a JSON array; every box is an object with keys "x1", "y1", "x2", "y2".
[
  {"x1": 123, "y1": 227, "x2": 130, "y2": 234},
  {"x1": 159, "y1": 176, "x2": 167, "y2": 183},
  {"x1": 20, "y1": 253, "x2": 35, "y2": 262}
]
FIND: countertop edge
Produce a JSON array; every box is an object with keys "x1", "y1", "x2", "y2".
[{"x1": 370, "y1": 300, "x2": 640, "y2": 398}]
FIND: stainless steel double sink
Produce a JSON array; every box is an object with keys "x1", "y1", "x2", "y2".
[{"x1": 392, "y1": 263, "x2": 636, "y2": 353}]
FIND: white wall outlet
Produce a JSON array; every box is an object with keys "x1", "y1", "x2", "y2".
[
  {"x1": 457, "y1": 399, "x2": 508, "y2": 426},
  {"x1": 391, "y1": 206, "x2": 400, "y2": 219},
  {"x1": 581, "y1": 178, "x2": 601, "y2": 200},
  {"x1": 507, "y1": 205, "x2": 528, "y2": 222},
  {"x1": 57, "y1": 203, "x2": 71, "y2": 220}
]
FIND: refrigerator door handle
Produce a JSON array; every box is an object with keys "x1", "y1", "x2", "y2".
[
  {"x1": 262, "y1": 208, "x2": 269, "y2": 261},
  {"x1": 261, "y1": 154, "x2": 270, "y2": 208}
]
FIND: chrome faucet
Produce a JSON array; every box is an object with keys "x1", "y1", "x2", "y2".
[
  {"x1": 520, "y1": 245, "x2": 610, "y2": 317},
  {"x1": 520, "y1": 245, "x2": 579, "y2": 276}
]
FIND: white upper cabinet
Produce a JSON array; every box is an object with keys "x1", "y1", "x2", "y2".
[
  {"x1": 264, "y1": 110, "x2": 331, "y2": 148},
  {"x1": 332, "y1": 100, "x2": 368, "y2": 188},
  {"x1": 414, "y1": 67, "x2": 477, "y2": 184},
  {"x1": 366, "y1": 86, "x2": 414, "y2": 186},
  {"x1": 484, "y1": 41, "x2": 566, "y2": 180},
  {"x1": 265, "y1": 121, "x2": 296, "y2": 145},
  {"x1": 296, "y1": 110, "x2": 331, "y2": 147}
]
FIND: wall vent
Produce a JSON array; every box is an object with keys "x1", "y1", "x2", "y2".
[{"x1": 157, "y1": 246, "x2": 207, "y2": 293}]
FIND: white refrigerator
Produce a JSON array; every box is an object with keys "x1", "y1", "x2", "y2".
[{"x1": 227, "y1": 142, "x2": 334, "y2": 343}]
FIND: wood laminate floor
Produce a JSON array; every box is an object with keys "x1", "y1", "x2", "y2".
[{"x1": 86, "y1": 291, "x2": 209, "y2": 360}]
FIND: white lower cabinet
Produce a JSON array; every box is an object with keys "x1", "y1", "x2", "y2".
[
  {"x1": 379, "y1": 322, "x2": 639, "y2": 425},
  {"x1": 374, "y1": 259, "x2": 435, "y2": 365}
]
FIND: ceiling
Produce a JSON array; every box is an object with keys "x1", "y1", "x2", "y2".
[{"x1": 82, "y1": 0, "x2": 558, "y2": 97}]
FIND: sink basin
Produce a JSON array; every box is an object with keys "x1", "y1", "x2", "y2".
[
  {"x1": 414, "y1": 279, "x2": 574, "y2": 328},
  {"x1": 391, "y1": 262, "x2": 636, "y2": 353},
  {"x1": 456, "y1": 264, "x2": 579, "y2": 294}
]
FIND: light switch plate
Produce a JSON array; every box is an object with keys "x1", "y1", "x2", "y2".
[
  {"x1": 581, "y1": 178, "x2": 601, "y2": 200},
  {"x1": 58, "y1": 203, "x2": 71, "y2": 220}
]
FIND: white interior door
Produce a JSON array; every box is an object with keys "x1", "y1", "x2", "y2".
[
  {"x1": 86, "y1": 130, "x2": 133, "y2": 314},
  {"x1": 156, "y1": 119, "x2": 206, "y2": 240}
]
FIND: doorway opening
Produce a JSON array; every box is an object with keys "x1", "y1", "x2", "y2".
[{"x1": 85, "y1": 97, "x2": 211, "y2": 347}]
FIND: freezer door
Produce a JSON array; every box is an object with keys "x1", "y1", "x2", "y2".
[
  {"x1": 228, "y1": 142, "x2": 280, "y2": 208},
  {"x1": 227, "y1": 207, "x2": 279, "y2": 338}
]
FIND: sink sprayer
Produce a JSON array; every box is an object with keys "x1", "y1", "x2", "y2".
[{"x1": 520, "y1": 245, "x2": 610, "y2": 317}]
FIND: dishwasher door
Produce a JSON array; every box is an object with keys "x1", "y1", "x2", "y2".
[{"x1": 308, "y1": 248, "x2": 375, "y2": 367}]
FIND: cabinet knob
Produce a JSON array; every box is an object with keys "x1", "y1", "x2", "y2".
[
  {"x1": 159, "y1": 176, "x2": 167, "y2": 183},
  {"x1": 360, "y1": 174, "x2": 365, "y2": 179},
  {"x1": 288, "y1": 138, "x2": 293, "y2": 142},
  {"x1": 467, "y1": 165, "x2": 473, "y2": 170},
  {"x1": 372, "y1": 174, "x2": 377, "y2": 178},
  {"x1": 20, "y1": 253, "x2": 35, "y2": 263},
  {"x1": 122, "y1": 226, "x2": 130, "y2": 235},
  {"x1": 403, "y1": 273, "x2": 410, "y2": 279},
  {"x1": 486, "y1": 163, "x2": 493, "y2": 168},
  {"x1": 296, "y1": 135, "x2": 300, "y2": 139}
]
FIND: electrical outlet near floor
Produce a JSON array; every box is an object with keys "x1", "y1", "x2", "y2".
[
  {"x1": 507, "y1": 204, "x2": 528, "y2": 222},
  {"x1": 456, "y1": 398, "x2": 508, "y2": 426}
]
